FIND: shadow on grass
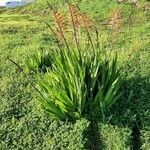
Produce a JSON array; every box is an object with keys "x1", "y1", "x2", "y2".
[
  {"x1": 84, "y1": 119, "x2": 104, "y2": 150},
  {"x1": 83, "y1": 76, "x2": 150, "y2": 150}
]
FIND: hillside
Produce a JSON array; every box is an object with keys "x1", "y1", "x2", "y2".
[{"x1": 0, "y1": 0, "x2": 150, "y2": 149}]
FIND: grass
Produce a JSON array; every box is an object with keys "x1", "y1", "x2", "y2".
[{"x1": 0, "y1": 0, "x2": 150, "y2": 149}]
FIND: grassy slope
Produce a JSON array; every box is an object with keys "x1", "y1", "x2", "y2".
[{"x1": 0, "y1": 0, "x2": 150, "y2": 149}]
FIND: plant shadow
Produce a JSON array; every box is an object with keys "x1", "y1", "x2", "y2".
[
  {"x1": 83, "y1": 75, "x2": 150, "y2": 150},
  {"x1": 83, "y1": 119, "x2": 104, "y2": 150}
]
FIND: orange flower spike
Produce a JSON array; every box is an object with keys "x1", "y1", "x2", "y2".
[
  {"x1": 109, "y1": 9, "x2": 121, "y2": 31},
  {"x1": 53, "y1": 10, "x2": 67, "y2": 40},
  {"x1": 80, "y1": 13, "x2": 93, "y2": 31},
  {"x1": 69, "y1": 5, "x2": 79, "y2": 28}
]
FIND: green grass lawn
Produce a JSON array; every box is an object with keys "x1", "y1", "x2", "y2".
[{"x1": 0, "y1": 0, "x2": 150, "y2": 149}]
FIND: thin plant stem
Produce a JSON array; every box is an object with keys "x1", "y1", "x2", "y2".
[
  {"x1": 77, "y1": 6, "x2": 95, "y2": 54},
  {"x1": 68, "y1": 4, "x2": 82, "y2": 63},
  {"x1": 8, "y1": 58, "x2": 45, "y2": 99}
]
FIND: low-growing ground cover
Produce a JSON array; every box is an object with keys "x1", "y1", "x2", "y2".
[{"x1": 0, "y1": 0, "x2": 150, "y2": 149}]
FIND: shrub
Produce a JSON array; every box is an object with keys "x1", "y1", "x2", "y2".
[
  {"x1": 99, "y1": 123, "x2": 131, "y2": 150},
  {"x1": 141, "y1": 129, "x2": 150, "y2": 150},
  {"x1": 0, "y1": 109, "x2": 89, "y2": 150}
]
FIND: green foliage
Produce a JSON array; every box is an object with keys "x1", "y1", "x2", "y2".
[
  {"x1": 141, "y1": 129, "x2": 150, "y2": 150},
  {"x1": 36, "y1": 43, "x2": 122, "y2": 121},
  {"x1": 0, "y1": 109, "x2": 89, "y2": 150},
  {"x1": 26, "y1": 3, "x2": 123, "y2": 121},
  {"x1": 0, "y1": 0, "x2": 150, "y2": 149},
  {"x1": 26, "y1": 49, "x2": 55, "y2": 73},
  {"x1": 45, "y1": 119, "x2": 89, "y2": 150},
  {"x1": 99, "y1": 123, "x2": 131, "y2": 150}
]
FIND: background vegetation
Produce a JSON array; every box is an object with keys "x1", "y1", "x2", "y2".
[{"x1": 0, "y1": 0, "x2": 150, "y2": 149}]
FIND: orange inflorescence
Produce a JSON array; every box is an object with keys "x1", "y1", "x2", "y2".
[
  {"x1": 80, "y1": 12, "x2": 93, "y2": 31},
  {"x1": 69, "y1": 5, "x2": 80, "y2": 29},
  {"x1": 109, "y1": 9, "x2": 121, "y2": 31},
  {"x1": 54, "y1": 11, "x2": 67, "y2": 31},
  {"x1": 47, "y1": 3, "x2": 95, "y2": 43},
  {"x1": 52, "y1": 10, "x2": 68, "y2": 40},
  {"x1": 109, "y1": 9, "x2": 122, "y2": 39}
]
